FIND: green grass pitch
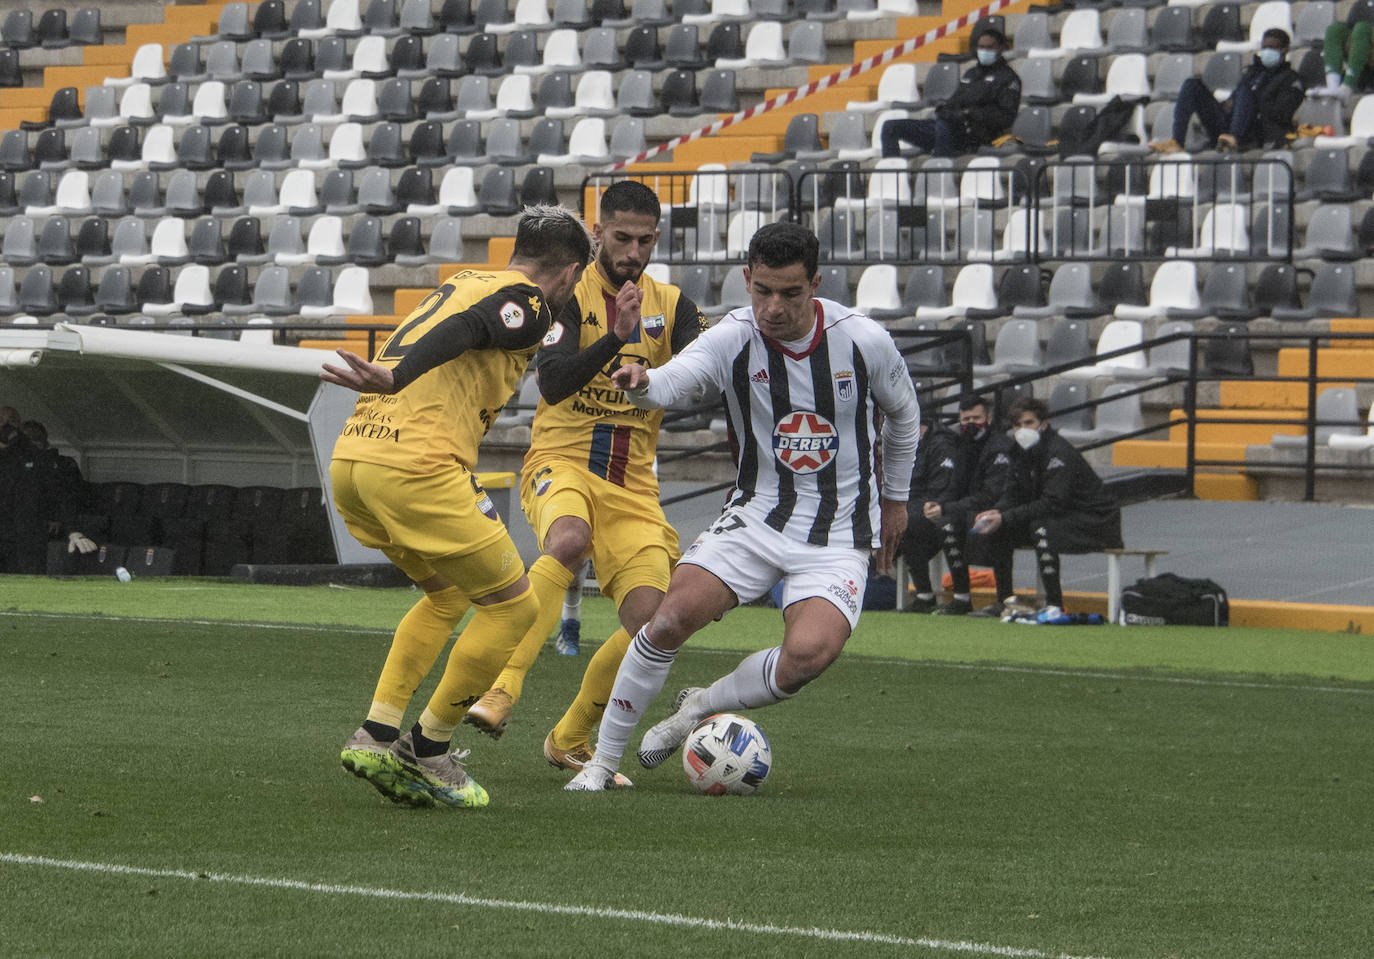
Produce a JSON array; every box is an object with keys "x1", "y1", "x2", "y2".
[{"x1": 3, "y1": 579, "x2": 1373, "y2": 958}]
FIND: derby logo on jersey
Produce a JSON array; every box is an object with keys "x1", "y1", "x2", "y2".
[
  {"x1": 773, "y1": 411, "x2": 839, "y2": 474},
  {"x1": 542, "y1": 322, "x2": 564, "y2": 346},
  {"x1": 642, "y1": 312, "x2": 665, "y2": 339},
  {"x1": 834, "y1": 369, "x2": 854, "y2": 401},
  {"x1": 500, "y1": 301, "x2": 526, "y2": 329}
]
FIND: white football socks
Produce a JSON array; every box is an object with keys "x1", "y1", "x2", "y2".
[
  {"x1": 589, "y1": 626, "x2": 676, "y2": 768},
  {"x1": 561, "y1": 582, "x2": 582, "y2": 622},
  {"x1": 703, "y1": 646, "x2": 792, "y2": 713}
]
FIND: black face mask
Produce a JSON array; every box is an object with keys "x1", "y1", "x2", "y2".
[
  {"x1": 960, "y1": 423, "x2": 987, "y2": 442},
  {"x1": 0, "y1": 423, "x2": 20, "y2": 447}
]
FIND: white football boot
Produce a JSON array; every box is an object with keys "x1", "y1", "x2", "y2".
[{"x1": 636, "y1": 687, "x2": 707, "y2": 769}]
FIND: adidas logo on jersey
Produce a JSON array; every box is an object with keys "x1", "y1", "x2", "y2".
[{"x1": 750, "y1": 369, "x2": 769, "y2": 383}]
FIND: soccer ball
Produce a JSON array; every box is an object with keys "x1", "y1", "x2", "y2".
[{"x1": 681, "y1": 713, "x2": 772, "y2": 796}]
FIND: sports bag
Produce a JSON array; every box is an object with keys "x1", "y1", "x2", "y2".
[{"x1": 1119, "y1": 573, "x2": 1229, "y2": 627}]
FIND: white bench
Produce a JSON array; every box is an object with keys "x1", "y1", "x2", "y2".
[
  {"x1": 892, "y1": 548, "x2": 1168, "y2": 621},
  {"x1": 1103, "y1": 547, "x2": 1168, "y2": 624}
]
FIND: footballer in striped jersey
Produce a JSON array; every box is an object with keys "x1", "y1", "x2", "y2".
[{"x1": 567, "y1": 222, "x2": 920, "y2": 791}]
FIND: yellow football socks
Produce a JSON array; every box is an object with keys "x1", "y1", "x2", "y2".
[
  {"x1": 366, "y1": 585, "x2": 468, "y2": 729},
  {"x1": 549, "y1": 625, "x2": 633, "y2": 749},
  {"x1": 487, "y1": 554, "x2": 574, "y2": 702},
  {"x1": 423, "y1": 585, "x2": 540, "y2": 734}
]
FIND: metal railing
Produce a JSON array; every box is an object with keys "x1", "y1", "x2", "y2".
[{"x1": 582, "y1": 157, "x2": 1296, "y2": 265}]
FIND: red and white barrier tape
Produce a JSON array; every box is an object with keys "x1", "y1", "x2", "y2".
[{"x1": 606, "y1": 0, "x2": 1019, "y2": 172}]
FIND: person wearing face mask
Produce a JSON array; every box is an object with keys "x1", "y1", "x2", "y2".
[
  {"x1": 879, "y1": 29, "x2": 1020, "y2": 159},
  {"x1": 898, "y1": 393, "x2": 1012, "y2": 615},
  {"x1": 1150, "y1": 28, "x2": 1304, "y2": 155},
  {"x1": 970, "y1": 397, "x2": 1122, "y2": 620}
]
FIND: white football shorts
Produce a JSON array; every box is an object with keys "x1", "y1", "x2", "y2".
[{"x1": 679, "y1": 505, "x2": 871, "y2": 630}]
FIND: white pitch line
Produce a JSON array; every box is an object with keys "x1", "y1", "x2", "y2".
[
  {"x1": 4, "y1": 609, "x2": 1373, "y2": 697},
  {"x1": 0, "y1": 853, "x2": 1111, "y2": 959}
]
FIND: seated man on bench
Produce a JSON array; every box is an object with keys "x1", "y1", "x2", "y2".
[{"x1": 971, "y1": 396, "x2": 1122, "y2": 619}]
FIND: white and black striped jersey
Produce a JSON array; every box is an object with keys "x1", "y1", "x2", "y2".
[{"x1": 627, "y1": 297, "x2": 919, "y2": 549}]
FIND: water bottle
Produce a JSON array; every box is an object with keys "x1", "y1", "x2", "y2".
[{"x1": 114, "y1": 567, "x2": 132, "y2": 583}]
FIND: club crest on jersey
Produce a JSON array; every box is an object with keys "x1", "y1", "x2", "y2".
[
  {"x1": 500, "y1": 301, "x2": 526, "y2": 329},
  {"x1": 642, "y1": 312, "x2": 665, "y2": 339},
  {"x1": 773, "y1": 411, "x2": 839, "y2": 474},
  {"x1": 542, "y1": 322, "x2": 564, "y2": 346},
  {"x1": 834, "y1": 369, "x2": 854, "y2": 400}
]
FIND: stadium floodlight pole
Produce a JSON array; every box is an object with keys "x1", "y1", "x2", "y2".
[{"x1": 604, "y1": 0, "x2": 1018, "y2": 173}]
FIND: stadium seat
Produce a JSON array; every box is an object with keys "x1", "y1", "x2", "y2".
[
  {"x1": 37, "y1": 217, "x2": 75, "y2": 266},
  {"x1": 227, "y1": 265, "x2": 293, "y2": 318},
  {"x1": 54, "y1": 265, "x2": 94, "y2": 317},
  {"x1": 339, "y1": 215, "x2": 391, "y2": 266},
  {"x1": 91, "y1": 266, "x2": 137, "y2": 315},
  {"x1": 915, "y1": 263, "x2": 998, "y2": 321},
  {"x1": 75, "y1": 216, "x2": 112, "y2": 265},
  {"x1": 974, "y1": 318, "x2": 1043, "y2": 377},
  {"x1": 616, "y1": 70, "x2": 658, "y2": 117},
  {"x1": 188, "y1": 217, "x2": 227, "y2": 265},
  {"x1": 438, "y1": 166, "x2": 480, "y2": 214},
  {"x1": 300, "y1": 216, "x2": 345, "y2": 265},
  {"x1": 1216, "y1": 0, "x2": 1291, "y2": 54},
  {"x1": 1328, "y1": 405, "x2": 1374, "y2": 452},
  {"x1": 1139, "y1": 320, "x2": 1195, "y2": 379},
  {"x1": 607, "y1": 117, "x2": 647, "y2": 162},
  {"x1": 479, "y1": 166, "x2": 519, "y2": 216},
  {"x1": 410, "y1": 216, "x2": 458, "y2": 266},
  {"x1": 108, "y1": 217, "x2": 152, "y2": 267},
  {"x1": 1271, "y1": 263, "x2": 1358, "y2": 321},
  {"x1": 208, "y1": 266, "x2": 251, "y2": 315},
  {"x1": 1271, "y1": 387, "x2": 1360, "y2": 448}
]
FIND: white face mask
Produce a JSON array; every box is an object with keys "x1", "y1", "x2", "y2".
[
  {"x1": 976, "y1": 49, "x2": 998, "y2": 67},
  {"x1": 1014, "y1": 427, "x2": 1041, "y2": 450}
]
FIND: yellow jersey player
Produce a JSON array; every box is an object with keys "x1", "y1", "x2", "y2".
[
  {"x1": 460, "y1": 181, "x2": 707, "y2": 781},
  {"x1": 321, "y1": 205, "x2": 591, "y2": 809}
]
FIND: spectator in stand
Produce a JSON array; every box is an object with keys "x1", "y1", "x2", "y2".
[
  {"x1": 899, "y1": 394, "x2": 1013, "y2": 615},
  {"x1": 1150, "y1": 28, "x2": 1304, "y2": 154},
  {"x1": 879, "y1": 29, "x2": 1020, "y2": 159},
  {"x1": 1309, "y1": 18, "x2": 1373, "y2": 103},
  {"x1": 970, "y1": 396, "x2": 1122, "y2": 619}
]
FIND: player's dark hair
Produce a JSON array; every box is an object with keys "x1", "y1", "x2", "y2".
[
  {"x1": 511, "y1": 205, "x2": 593, "y2": 271},
  {"x1": 1007, "y1": 395, "x2": 1051, "y2": 423},
  {"x1": 746, "y1": 221, "x2": 819, "y2": 279},
  {"x1": 958, "y1": 392, "x2": 989, "y2": 413},
  {"x1": 599, "y1": 180, "x2": 661, "y2": 223},
  {"x1": 976, "y1": 28, "x2": 1007, "y2": 48}
]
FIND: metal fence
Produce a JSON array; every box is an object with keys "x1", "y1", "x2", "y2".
[{"x1": 583, "y1": 157, "x2": 1296, "y2": 265}]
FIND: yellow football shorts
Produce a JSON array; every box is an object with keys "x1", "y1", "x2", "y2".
[
  {"x1": 520, "y1": 456, "x2": 679, "y2": 606},
  {"x1": 330, "y1": 458, "x2": 523, "y2": 597}
]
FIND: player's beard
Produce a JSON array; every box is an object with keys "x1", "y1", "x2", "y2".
[{"x1": 599, "y1": 250, "x2": 643, "y2": 288}]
